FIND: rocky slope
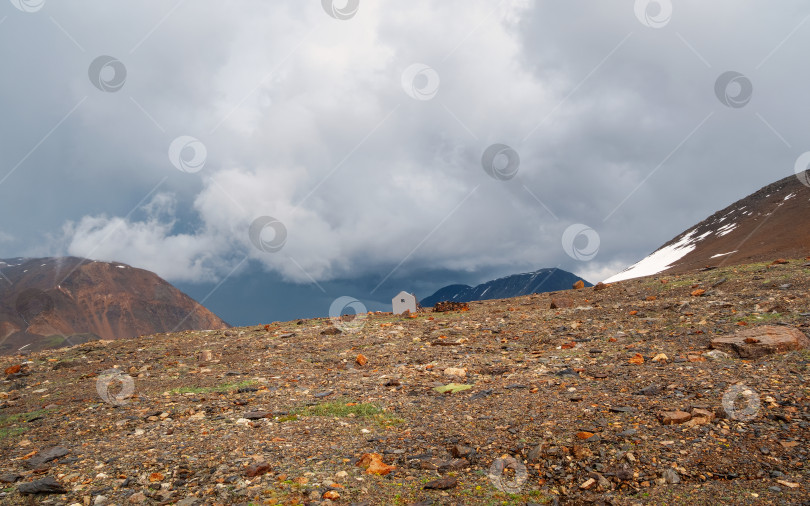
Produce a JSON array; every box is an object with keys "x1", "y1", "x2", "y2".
[
  {"x1": 421, "y1": 268, "x2": 590, "y2": 307},
  {"x1": 606, "y1": 172, "x2": 810, "y2": 283},
  {"x1": 0, "y1": 257, "x2": 229, "y2": 355},
  {"x1": 0, "y1": 258, "x2": 808, "y2": 504}
]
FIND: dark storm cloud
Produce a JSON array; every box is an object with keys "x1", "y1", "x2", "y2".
[{"x1": 1, "y1": 0, "x2": 809, "y2": 288}]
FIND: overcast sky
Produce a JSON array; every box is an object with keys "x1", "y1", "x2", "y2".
[{"x1": 1, "y1": 1, "x2": 809, "y2": 322}]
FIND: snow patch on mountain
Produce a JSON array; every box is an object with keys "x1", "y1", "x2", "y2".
[
  {"x1": 603, "y1": 230, "x2": 711, "y2": 283},
  {"x1": 716, "y1": 222, "x2": 738, "y2": 237}
]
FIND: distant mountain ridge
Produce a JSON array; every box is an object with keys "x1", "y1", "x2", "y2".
[
  {"x1": 605, "y1": 172, "x2": 810, "y2": 283},
  {"x1": 0, "y1": 257, "x2": 229, "y2": 355},
  {"x1": 420, "y1": 268, "x2": 590, "y2": 307}
]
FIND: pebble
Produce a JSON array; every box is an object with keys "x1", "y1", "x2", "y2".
[
  {"x1": 423, "y1": 476, "x2": 458, "y2": 490},
  {"x1": 662, "y1": 468, "x2": 680, "y2": 484},
  {"x1": 658, "y1": 411, "x2": 692, "y2": 425}
]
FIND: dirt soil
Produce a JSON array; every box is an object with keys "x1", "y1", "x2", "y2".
[{"x1": 1, "y1": 258, "x2": 809, "y2": 505}]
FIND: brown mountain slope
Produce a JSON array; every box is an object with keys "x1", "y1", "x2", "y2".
[
  {"x1": 606, "y1": 172, "x2": 810, "y2": 282},
  {"x1": 0, "y1": 259, "x2": 807, "y2": 504},
  {"x1": 0, "y1": 257, "x2": 229, "y2": 354}
]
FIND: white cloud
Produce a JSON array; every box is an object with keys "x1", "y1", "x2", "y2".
[{"x1": 3, "y1": 0, "x2": 807, "y2": 289}]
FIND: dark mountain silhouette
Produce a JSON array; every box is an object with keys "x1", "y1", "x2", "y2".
[{"x1": 421, "y1": 268, "x2": 591, "y2": 307}]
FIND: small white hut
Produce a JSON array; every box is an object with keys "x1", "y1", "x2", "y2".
[{"x1": 392, "y1": 291, "x2": 417, "y2": 315}]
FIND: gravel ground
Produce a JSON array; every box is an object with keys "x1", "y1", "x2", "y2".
[{"x1": 1, "y1": 258, "x2": 809, "y2": 505}]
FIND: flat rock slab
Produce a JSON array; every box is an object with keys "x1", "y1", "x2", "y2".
[
  {"x1": 24, "y1": 445, "x2": 69, "y2": 469},
  {"x1": 243, "y1": 410, "x2": 272, "y2": 420},
  {"x1": 710, "y1": 325, "x2": 810, "y2": 359},
  {"x1": 657, "y1": 410, "x2": 692, "y2": 425},
  {"x1": 18, "y1": 476, "x2": 67, "y2": 495}
]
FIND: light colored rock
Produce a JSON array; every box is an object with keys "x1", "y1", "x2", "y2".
[
  {"x1": 580, "y1": 478, "x2": 596, "y2": 489},
  {"x1": 127, "y1": 492, "x2": 147, "y2": 504},
  {"x1": 443, "y1": 367, "x2": 467, "y2": 377},
  {"x1": 710, "y1": 325, "x2": 809, "y2": 358},
  {"x1": 704, "y1": 349, "x2": 731, "y2": 360},
  {"x1": 662, "y1": 468, "x2": 680, "y2": 484}
]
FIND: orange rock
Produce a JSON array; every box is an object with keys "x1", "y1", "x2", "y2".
[
  {"x1": 608, "y1": 337, "x2": 617, "y2": 343},
  {"x1": 593, "y1": 282, "x2": 607, "y2": 291},
  {"x1": 323, "y1": 490, "x2": 341, "y2": 500},
  {"x1": 657, "y1": 411, "x2": 692, "y2": 425},
  {"x1": 561, "y1": 342, "x2": 576, "y2": 349},
  {"x1": 580, "y1": 477, "x2": 597, "y2": 489},
  {"x1": 356, "y1": 453, "x2": 395, "y2": 475},
  {"x1": 771, "y1": 258, "x2": 788, "y2": 265},
  {"x1": 691, "y1": 289, "x2": 705, "y2": 297},
  {"x1": 550, "y1": 297, "x2": 574, "y2": 309},
  {"x1": 356, "y1": 354, "x2": 368, "y2": 366},
  {"x1": 149, "y1": 473, "x2": 164, "y2": 482},
  {"x1": 573, "y1": 280, "x2": 585, "y2": 290},
  {"x1": 576, "y1": 431, "x2": 594, "y2": 440},
  {"x1": 629, "y1": 353, "x2": 644, "y2": 365},
  {"x1": 245, "y1": 462, "x2": 271, "y2": 478},
  {"x1": 690, "y1": 408, "x2": 715, "y2": 423},
  {"x1": 4, "y1": 364, "x2": 21, "y2": 375},
  {"x1": 629, "y1": 310, "x2": 638, "y2": 315},
  {"x1": 646, "y1": 295, "x2": 657, "y2": 301}
]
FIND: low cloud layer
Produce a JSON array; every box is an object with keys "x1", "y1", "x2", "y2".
[{"x1": 2, "y1": 1, "x2": 809, "y2": 290}]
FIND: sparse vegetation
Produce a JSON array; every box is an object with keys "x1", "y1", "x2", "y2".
[
  {"x1": 167, "y1": 379, "x2": 256, "y2": 395},
  {"x1": 292, "y1": 399, "x2": 405, "y2": 426},
  {"x1": 0, "y1": 408, "x2": 52, "y2": 439}
]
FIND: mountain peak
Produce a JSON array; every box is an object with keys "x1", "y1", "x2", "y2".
[
  {"x1": 421, "y1": 268, "x2": 590, "y2": 307},
  {"x1": 0, "y1": 257, "x2": 229, "y2": 355},
  {"x1": 606, "y1": 173, "x2": 810, "y2": 283}
]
